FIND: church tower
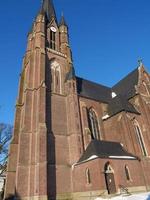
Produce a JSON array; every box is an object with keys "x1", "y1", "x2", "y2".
[
  {"x1": 4, "y1": 0, "x2": 82, "y2": 199},
  {"x1": 5, "y1": 0, "x2": 150, "y2": 199}
]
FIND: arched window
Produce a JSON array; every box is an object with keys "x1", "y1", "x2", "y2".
[
  {"x1": 125, "y1": 165, "x2": 131, "y2": 181},
  {"x1": 133, "y1": 121, "x2": 148, "y2": 156},
  {"x1": 143, "y1": 81, "x2": 149, "y2": 95},
  {"x1": 51, "y1": 60, "x2": 62, "y2": 94},
  {"x1": 88, "y1": 109, "x2": 100, "y2": 140},
  {"x1": 50, "y1": 29, "x2": 56, "y2": 50},
  {"x1": 85, "y1": 168, "x2": 91, "y2": 184}
]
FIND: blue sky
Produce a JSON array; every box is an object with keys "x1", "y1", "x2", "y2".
[{"x1": 0, "y1": 0, "x2": 150, "y2": 125}]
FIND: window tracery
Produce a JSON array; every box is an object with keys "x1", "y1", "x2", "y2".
[
  {"x1": 51, "y1": 60, "x2": 62, "y2": 94},
  {"x1": 50, "y1": 30, "x2": 56, "y2": 50},
  {"x1": 133, "y1": 121, "x2": 148, "y2": 156},
  {"x1": 88, "y1": 109, "x2": 100, "y2": 140}
]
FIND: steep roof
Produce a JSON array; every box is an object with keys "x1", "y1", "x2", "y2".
[
  {"x1": 112, "y1": 68, "x2": 139, "y2": 99},
  {"x1": 59, "y1": 14, "x2": 67, "y2": 27},
  {"x1": 41, "y1": 0, "x2": 57, "y2": 22},
  {"x1": 28, "y1": 0, "x2": 57, "y2": 35},
  {"x1": 76, "y1": 67, "x2": 140, "y2": 117},
  {"x1": 76, "y1": 77, "x2": 111, "y2": 103},
  {"x1": 108, "y1": 95, "x2": 140, "y2": 117},
  {"x1": 77, "y1": 140, "x2": 138, "y2": 164}
]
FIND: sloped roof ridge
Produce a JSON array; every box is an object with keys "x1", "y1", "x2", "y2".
[
  {"x1": 112, "y1": 67, "x2": 138, "y2": 88},
  {"x1": 77, "y1": 66, "x2": 139, "y2": 93},
  {"x1": 112, "y1": 67, "x2": 139, "y2": 99},
  {"x1": 76, "y1": 76, "x2": 111, "y2": 90},
  {"x1": 77, "y1": 139, "x2": 138, "y2": 164},
  {"x1": 107, "y1": 94, "x2": 140, "y2": 117},
  {"x1": 76, "y1": 76, "x2": 112, "y2": 103},
  {"x1": 76, "y1": 67, "x2": 140, "y2": 104}
]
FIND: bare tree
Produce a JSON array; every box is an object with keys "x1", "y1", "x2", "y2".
[
  {"x1": 0, "y1": 123, "x2": 12, "y2": 174},
  {"x1": 0, "y1": 123, "x2": 12, "y2": 199}
]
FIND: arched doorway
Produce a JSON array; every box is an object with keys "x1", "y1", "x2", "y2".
[{"x1": 104, "y1": 163, "x2": 117, "y2": 194}]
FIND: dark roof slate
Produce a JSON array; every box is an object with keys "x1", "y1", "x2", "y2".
[
  {"x1": 108, "y1": 95, "x2": 140, "y2": 117},
  {"x1": 112, "y1": 68, "x2": 139, "y2": 99},
  {"x1": 76, "y1": 67, "x2": 140, "y2": 117},
  {"x1": 76, "y1": 77, "x2": 111, "y2": 103},
  {"x1": 28, "y1": 0, "x2": 57, "y2": 35},
  {"x1": 78, "y1": 140, "x2": 138, "y2": 164},
  {"x1": 41, "y1": 0, "x2": 57, "y2": 22}
]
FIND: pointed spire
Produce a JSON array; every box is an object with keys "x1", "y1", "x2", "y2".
[
  {"x1": 59, "y1": 13, "x2": 67, "y2": 27},
  {"x1": 41, "y1": 0, "x2": 57, "y2": 22}
]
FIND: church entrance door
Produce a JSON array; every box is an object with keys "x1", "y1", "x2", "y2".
[{"x1": 104, "y1": 164, "x2": 116, "y2": 194}]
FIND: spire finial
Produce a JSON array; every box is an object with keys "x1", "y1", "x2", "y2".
[
  {"x1": 59, "y1": 12, "x2": 67, "y2": 27},
  {"x1": 138, "y1": 58, "x2": 143, "y2": 67}
]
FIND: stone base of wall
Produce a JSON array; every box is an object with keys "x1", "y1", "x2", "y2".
[
  {"x1": 56, "y1": 193, "x2": 73, "y2": 200},
  {"x1": 127, "y1": 186, "x2": 147, "y2": 193},
  {"x1": 57, "y1": 186, "x2": 149, "y2": 200},
  {"x1": 14, "y1": 196, "x2": 48, "y2": 200},
  {"x1": 71, "y1": 190, "x2": 107, "y2": 200},
  {"x1": 13, "y1": 186, "x2": 150, "y2": 200}
]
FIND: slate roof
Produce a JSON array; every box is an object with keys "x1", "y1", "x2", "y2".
[
  {"x1": 77, "y1": 140, "x2": 138, "y2": 164},
  {"x1": 76, "y1": 77, "x2": 111, "y2": 103},
  {"x1": 28, "y1": 0, "x2": 57, "y2": 35},
  {"x1": 76, "y1": 67, "x2": 140, "y2": 117},
  {"x1": 112, "y1": 68, "x2": 139, "y2": 99},
  {"x1": 108, "y1": 95, "x2": 140, "y2": 117},
  {"x1": 41, "y1": 0, "x2": 57, "y2": 22}
]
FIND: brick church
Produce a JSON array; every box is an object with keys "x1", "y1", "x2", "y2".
[{"x1": 4, "y1": 0, "x2": 150, "y2": 199}]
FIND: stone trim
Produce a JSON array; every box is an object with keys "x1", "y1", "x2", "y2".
[
  {"x1": 13, "y1": 186, "x2": 149, "y2": 200},
  {"x1": 47, "y1": 47, "x2": 67, "y2": 58},
  {"x1": 127, "y1": 186, "x2": 147, "y2": 193}
]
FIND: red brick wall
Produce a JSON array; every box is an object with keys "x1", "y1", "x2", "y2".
[{"x1": 73, "y1": 158, "x2": 145, "y2": 193}]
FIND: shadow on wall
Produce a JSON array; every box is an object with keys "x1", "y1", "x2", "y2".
[
  {"x1": 4, "y1": 195, "x2": 16, "y2": 200},
  {"x1": 0, "y1": 190, "x2": 4, "y2": 200},
  {"x1": 46, "y1": 57, "x2": 56, "y2": 200},
  {"x1": 4, "y1": 192, "x2": 21, "y2": 200}
]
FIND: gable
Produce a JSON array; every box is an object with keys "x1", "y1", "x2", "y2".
[{"x1": 112, "y1": 68, "x2": 139, "y2": 99}]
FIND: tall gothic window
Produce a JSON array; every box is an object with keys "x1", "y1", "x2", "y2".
[
  {"x1": 51, "y1": 60, "x2": 61, "y2": 94},
  {"x1": 125, "y1": 165, "x2": 131, "y2": 181},
  {"x1": 88, "y1": 109, "x2": 100, "y2": 140},
  {"x1": 50, "y1": 30, "x2": 56, "y2": 50},
  {"x1": 143, "y1": 81, "x2": 150, "y2": 95},
  {"x1": 85, "y1": 168, "x2": 91, "y2": 184},
  {"x1": 134, "y1": 121, "x2": 148, "y2": 156}
]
